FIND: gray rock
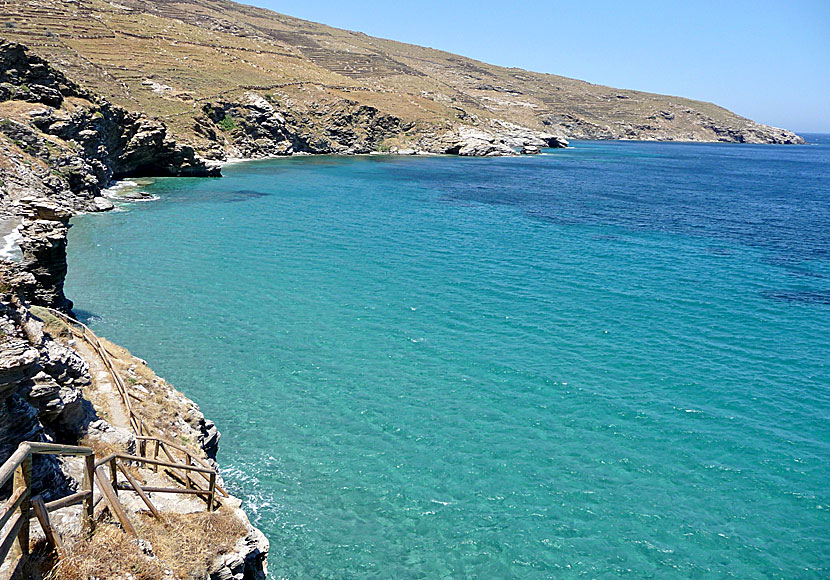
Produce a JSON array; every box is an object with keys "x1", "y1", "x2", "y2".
[
  {"x1": 0, "y1": 337, "x2": 39, "y2": 394},
  {"x1": 91, "y1": 196, "x2": 115, "y2": 212}
]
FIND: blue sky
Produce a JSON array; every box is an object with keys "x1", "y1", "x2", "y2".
[{"x1": 248, "y1": 1, "x2": 829, "y2": 133}]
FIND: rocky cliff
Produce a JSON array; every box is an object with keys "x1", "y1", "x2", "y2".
[
  {"x1": 0, "y1": 262, "x2": 91, "y2": 500},
  {"x1": 0, "y1": 40, "x2": 218, "y2": 217}
]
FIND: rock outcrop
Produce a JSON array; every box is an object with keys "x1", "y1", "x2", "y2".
[
  {"x1": 0, "y1": 40, "x2": 218, "y2": 216},
  {"x1": 0, "y1": 266, "x2": 92, "y2": 499},
  {"x1": 209, "y1": 512, "x2": 269, "y2": 580},
  {"x1": 419, "y1": 123, "x2": 568, "y2": 157},
  {"x1": 15, "y1": 198, "x2": 73, "y2": 311},
  {"x1": 200, "y1": 91, "x2": 415, "y2": 157}
]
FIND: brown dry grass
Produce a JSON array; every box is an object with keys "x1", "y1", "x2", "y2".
[
  {"x1": 51, "y1": 521, "x2": 167, "y2": 580},
  {"x1": 78, "y1": 434, "x2": 126, "y2": 462},
  {"x1": 51, "y1": 509, "x2": 248, "y2": 580},
  {"x1": 31, "y1": 307, "x2": 73, "y2": 340},
  {"x1": 0, "y1": 0, "x2": 777, "y2": 150},
  {"x1": 136, "y1": 510, "x2": 249, "y2": 579},
  {"x1": 10, "y1": 539, "x2": 57, "y2": 580}
]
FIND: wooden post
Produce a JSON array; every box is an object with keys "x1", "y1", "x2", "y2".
[
  {"x1": 13, "y1": 454, "x2": 31, "y2": 557},
  {"x1": 153, "y1": 440, "x2": 160, "y2": 473},
  {"x1": 31, "y1": 496, "x2": 64, "y2": 557},
  {"x1": 82, "y1": 454, "x2": 95, "y2": 534},
  {"x1": 109, "y1": 457, "x2": 118, "y2": 498},
  {"x1": 208, "y1": 471, "x2": 216, "y2": 512},
  {"x1": 185, "y1": 455, "x2": 192, "y2": 489},
  {"x1": 116, "y1": 463, "x2": 160, "y2": 519},
  {"x1": 94, "y1": 467, "x2": 136, "y2": 537}
]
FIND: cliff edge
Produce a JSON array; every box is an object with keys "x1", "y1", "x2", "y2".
[{"x1": 0, "y1": 261, "x2": 269, "y2": 579}]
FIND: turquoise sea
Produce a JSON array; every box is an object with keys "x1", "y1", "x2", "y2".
[{"x1": 66, "y1": 137, "x2": 829, "y2": 578}]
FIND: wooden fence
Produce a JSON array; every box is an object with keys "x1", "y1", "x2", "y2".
[
  {"x1": 0, "y1": 311, "x2": 229, "y2": 574},
  {"x1": 0, "y1": 439, "x2": 226, "y2": 575},
  {"x1": 38, "y1": 307, "x2": 147, "y2": 436},
  {"x1": 0, "y1": 442, "x2": 94, "y2": 574}
]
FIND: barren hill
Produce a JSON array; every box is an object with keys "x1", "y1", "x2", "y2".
[{"x1": 0, "y1": 0, "x2": 804, "y2": 160}]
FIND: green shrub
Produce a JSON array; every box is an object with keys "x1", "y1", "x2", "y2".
[{"x1": 217, "y1": 115, "x2": 237, "y2": 132}]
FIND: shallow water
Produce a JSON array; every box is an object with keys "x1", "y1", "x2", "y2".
[{"x1": 66, "y1": 137, "x2": 829, "y2": 578}]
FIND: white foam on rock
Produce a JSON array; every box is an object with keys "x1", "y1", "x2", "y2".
[
  {"x1": 102, "y1": 179, "x2": 141, "y2": 199},
  {"x1": 0, "y1": 222, "x2": 23, "y2": 260}
]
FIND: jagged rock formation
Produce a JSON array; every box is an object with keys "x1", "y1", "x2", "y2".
[
  {"x1": 200, "y1": 91, "x2": 415, "y2": 157},
  {"x1": 0, "y1": 40, "x2": 224, "y2": 312},
  {"x1": 209, "y1": 525, "x2": 269, "y2": 580},
  {"x1": 0, "y1": 40, "x2": 218, "y2": 216},
  {"x1": 16, "y1": 198, "x2": 73, "y2": 311},
  {"x1": 0, "y1": 264, "x2": 91, "y2": 500}
]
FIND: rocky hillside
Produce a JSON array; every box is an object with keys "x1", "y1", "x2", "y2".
[
  {"x1": 0, "y1": 0, "x2": 803, "y2": 162},
  {"x1": 0, "y1": 40, "x2": 217, "y2": 216}
]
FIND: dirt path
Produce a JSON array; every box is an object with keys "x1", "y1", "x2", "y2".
[{"x1": 72, "y1": 338, "x2": 130, "y2": 430}]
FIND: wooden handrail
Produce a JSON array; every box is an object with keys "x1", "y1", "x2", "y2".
[
  {"x1": 96, "y1": 453, "x2": 214, "y2": 475},
  {"x1": 39, "y1": 490, "x2": 92, "y2": 514},
  {"x1": 135, "y1": 436, "x2": 228, "y2": 498},
  {"x1": 24, "y1": 442, "x2": 95, "y2": 456},
  {"x1": 0, "y1": 487, "x2": 28, "y2": 532},
  {"x1": 36, "y1": 307, "x2": 146, "y2": 436},
  {"x1": 0, "y1": 442, "x2": 95, "y2": 574},
  {"x1": 0, "y1": 446, "x2": 30, "y2": 490}
]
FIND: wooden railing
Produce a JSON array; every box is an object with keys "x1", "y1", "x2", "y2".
[
  {"x1": 36, "y1": 307, "x2": 147, "y2": 436},
  {"x1": 0, "y1": 443, "x2": 95, "y2": 574},
  {"x1": 95, "y1": 452, "x2": 219, "y2": 525},
  {"x1": 35, "y1": 308, "x2": 228, "y2": 499},
  {"x1": 0, "y1": 312, "x2": 231, "y2": 573},
  {"x1": 0, "y1": 440, "x2": 227, "y2": 574},
  {"x1": 136, "y1": 436, "x2": 229, "y2": 499}
]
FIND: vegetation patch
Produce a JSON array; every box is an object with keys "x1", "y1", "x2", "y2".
[
  {"x1": 52, "y1": 510, "x2": 248, "y2": 580},
  {"x1": 217, "y1": 115, "x2": 237, "y2": 132}
]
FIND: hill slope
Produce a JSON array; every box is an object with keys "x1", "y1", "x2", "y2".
[{"x1": 0, "y1": 0, "x2": 803, "y2": 158}]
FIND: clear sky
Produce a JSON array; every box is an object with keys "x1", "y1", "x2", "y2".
[{"x1": 245, "y1": 0, "x2": 829, "y2": 133}]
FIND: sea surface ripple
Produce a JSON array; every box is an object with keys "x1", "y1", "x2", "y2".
[{"x1": 66, "y1": 136, "x2": 830, "y2": 578}]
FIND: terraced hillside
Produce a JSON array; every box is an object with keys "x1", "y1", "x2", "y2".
[{"x1": 0, "y1": 0, "x2": 803, "y2": 156}]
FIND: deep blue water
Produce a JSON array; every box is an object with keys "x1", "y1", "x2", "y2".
[{"x1": 66, "y1": 136, "x2": 829, "y2": 578}]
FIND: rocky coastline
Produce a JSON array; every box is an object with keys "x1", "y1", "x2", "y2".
[
  {"x1": 0, "y1": 272, "x2": 269, "y2": 578},
  {"x1": 0, "y1": 41, "x2": 269, "y2": 579},
  {"x1": 0, "y1": 29, "x2": 807, "y2": 578}
]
